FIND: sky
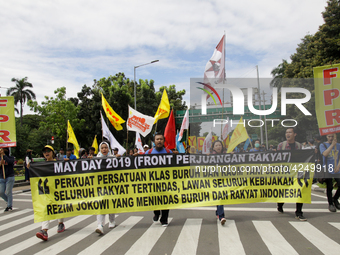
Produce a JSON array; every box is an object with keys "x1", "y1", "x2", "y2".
[{"x1": 0, "y1": 0, "x2": 329, "y2": 117}]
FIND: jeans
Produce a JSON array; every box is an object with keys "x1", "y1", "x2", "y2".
[
  {"x1": 216, "y1": 205, "x2": 225, "y2": 220},
  {"x1": 0, "y1": 176, "x2": 15, "y2": 208}
]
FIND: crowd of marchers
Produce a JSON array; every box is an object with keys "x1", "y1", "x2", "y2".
[{"x1": 1, "y1": 128, "x2": 339, "y2": 242}]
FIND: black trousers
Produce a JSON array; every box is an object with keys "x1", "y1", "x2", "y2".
[
  {"x1": 277, "y1": 203, "x2": 303, "y2": 216},
  {"x1": 325, "y1": 178, "x2": 340, "y2": 205},
  {"x1": 154, "y1": 210, "x2": 169, "y2": 223}
]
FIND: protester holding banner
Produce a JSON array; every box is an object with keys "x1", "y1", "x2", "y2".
[
  {"x1": 0, "y1": 147, "x2": 15, "y2": 212},
  {"x1": 113, "y1": 147, "x2": 121, "y2": 157},
  {"x1": 88, "y1": 146, "x2": 96, "y2": 157},
  {"x1": 211, "y1": 140, "x2": 227, "y2": 226},
  {"x1": 277, "y1": 127, "x2": 306, "y2": 221},
  {"x1": 63, "y1": 148, "x2": 77, "y2": 160},
  {"x1": 95, "y1": 142, "x2": 116, "y2": 235},
  {"x1": 249, "y1": 140, "x2": 262, "y2": 152},
  {"x1": 36, "y1": 145, "x2": 66, "y2": 241},
  {"x1": 319, "y1": 134, "x2": 340, "y2": 212},
  {"x1": 145, "y1": 133, "x2": 172, "y2": 227},
  {"x1": 56, "y1": 148, "x2": 65, "y2": 161}
]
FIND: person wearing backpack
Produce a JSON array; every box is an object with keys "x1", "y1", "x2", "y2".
[
  {"x1": 276, "y1": 127, "x2": 306, "y2": 221},
  {"x1": 145, "y1": 133, "x2": 172, "y2": 226},
  {"x1": 319, "y1": 134, "x2": 340, "y2": 212}
]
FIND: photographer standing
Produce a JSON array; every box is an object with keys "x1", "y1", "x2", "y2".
[{"x1": 0, "y1": 147, "x2": 15, "y2": 212}]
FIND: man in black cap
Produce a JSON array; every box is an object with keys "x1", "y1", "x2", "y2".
[{"x1": 113, "y1": 148, "x2": 121, "y2": 157}]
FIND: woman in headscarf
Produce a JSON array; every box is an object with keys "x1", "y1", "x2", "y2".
[
  {"x1": 211, "y1": 140, "x2": 227, "y2": 226},
  {"x1": 95, "y1": 141, "x2": 116, "y2": 235}
]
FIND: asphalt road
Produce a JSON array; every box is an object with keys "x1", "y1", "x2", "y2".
[{"x1": 0, "y1": 189, "x2": 339, "y2": 255}]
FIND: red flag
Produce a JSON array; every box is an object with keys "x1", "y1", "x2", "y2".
[{"x1": 164, "y1": 109, "x2": 176, "y2": 149}]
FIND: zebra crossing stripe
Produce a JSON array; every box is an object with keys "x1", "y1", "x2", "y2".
[
  {"x1": 218, "y1": 220, "x2": 245, "y2": 255},
  {"x1": 78, "y1": 216, "x2": 144, "y2": 255},
  {"x1": 290, "y1": 222, "x2": 340, "y2": 254},
  {"x1": 1, "y1": 214, "x2": 34, "y2": 231},
  {"x1": 329, "y1": 222, "x2": 340, "y2": 230},
  {"x1": 0, "y1": 208, "x2": 32, "y2": 222},
  {"x1": 13, "y1": 198, "x2": 32, "y2": 202},
  {"x1": 0, "y1": 215, "x2": 92, "y2": 255},
  {"x1": 172, "y1": 218, "x2": 202, "y2": 255},
  {"x1": 125, "y1": 218, "x2": 173, "y2": 255},
  {"x1": 14, "y1": 192, "x2": 32, "y2": 196},
  {"x1": 253, "y1": 221, "x2": 298, "y2": 255},
  {"x1": 34, "y1": 215, "x2": 119, "y2": 255}
]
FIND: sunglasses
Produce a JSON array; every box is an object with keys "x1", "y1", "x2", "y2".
[{"x1": 43, "y1": 149, "x2": 52, "y2": 153}]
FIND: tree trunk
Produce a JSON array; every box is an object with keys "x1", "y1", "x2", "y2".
[{"x1": 20, "y1": 100, "x2": 23, "y2": 126}]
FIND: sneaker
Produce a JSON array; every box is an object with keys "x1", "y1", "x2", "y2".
[
  {"x1": 95, "y1": 225, "x2": 104, "y2": 235},
  {"x1": 153, "y1": 214, "x2": 159, "y2": 223},
  {"x1": 333, "y1": 198, "x2": 340, "y2": 210},
  {"x1": 295, "y1": 215, "x2": 307, "y2": 221},
  {"x1": 277, "y1": 206, "x2": 284, "y2": 213},
  {"x1": 329, "y1": 204, "x2": 337, "y2": 212},
  {"x1": 220, "y1": 218, "x2": 226, "y2": 226},
  {"x1": 36, "y1": 230, "x2": 48, "y2": 241},
  {"x1": 109, "y1": 221, "x2": 116, "y2": 229},
  {"x1": 57, "y1": 223, "x2": 65, "y2": 233},
  {"x1": 161, "y1": 222, "x2": 168, "y2": 227},
  {"x1": 4, "y1": 206, "x2": 12, "y2": 212}
]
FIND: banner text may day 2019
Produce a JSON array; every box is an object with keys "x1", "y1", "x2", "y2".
[{"x1": 29, "y1": 150, "x2": 315, "y2": 222}]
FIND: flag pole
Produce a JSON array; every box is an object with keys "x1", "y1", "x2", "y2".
[
  {"x1": 154, "y1": 120, "x2": 158, "y2": 135},
  {"x1": 126, "y1": 129, "x2": 129, "y2": 155},
  {"x1": 1, "y1": 153, "x2": 5, "y2": 179},
  {"x1": 221, "y1": 31, "x2": 226, "y2": 139},
  {"x1": 66, "y1": 120, "x2": 69, "y2": 150}
]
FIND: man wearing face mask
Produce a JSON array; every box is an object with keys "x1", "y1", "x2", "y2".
[{"x1": 249, "y1": 140, "x2": 262, "y2": 152}]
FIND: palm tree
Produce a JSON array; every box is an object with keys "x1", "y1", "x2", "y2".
[
  {"x1": 7, "y1": 77, "x2": 36, "y2": 125},
  {"x1": 270, "y1": 59, "x2": 289, "y2": 92}
]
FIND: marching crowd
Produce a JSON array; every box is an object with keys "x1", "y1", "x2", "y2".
[{"x1": 1, "y1": 128, "x2": 340, "y2": 242}]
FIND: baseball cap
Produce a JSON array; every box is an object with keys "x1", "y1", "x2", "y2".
[
  {"x1": 42, "y1": 145, "x2": 55, "y2": 153},
  {"x1": 143, "y1": 145, "x2": 149, "y2": 148}
]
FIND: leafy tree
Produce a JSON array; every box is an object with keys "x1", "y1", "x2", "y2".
[
  {"x1": 11, "y1": 115, "x2": 53, "y2": 159},
  {"x1": 270, "y1": 0, "x2": 340, "y2": 142},
  {"x1": 74, "y1": 73, "x2": 188, "y2": 150},
  {"x1": 28, "y1": 87, "x2": 84, "y2": 150},
  {"x1": 7, "y1": 77, "x2": 36, "y2": 125}
]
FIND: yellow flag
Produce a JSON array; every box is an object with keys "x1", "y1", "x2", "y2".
[
  {"x1": 67, "y1": 120, "x2": 80, "y2": 158},
  {"x1": 101, "y1": 94, "x2": 125, "y2": 131},
  {"x1": 227, "y1": 117, "x2": 249, "y2": 153},
  {"x1": 91, "y1": 135, "x2": 98, "y2": 154},
  {"x1": 154, "y1": 89, "x2": 170, "y2": 123},
  {"x1": 224, "y1": 135, "x2": 230, "y2": 147}
]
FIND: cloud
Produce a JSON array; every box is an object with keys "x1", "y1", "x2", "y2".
[{"x1": 0, "y1": 0, "x2": 328, "y2": 116}]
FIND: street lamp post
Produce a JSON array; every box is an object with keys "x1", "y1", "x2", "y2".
[{"x1": 134, "y1": 60, "x2": 159, "y2": 109}]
